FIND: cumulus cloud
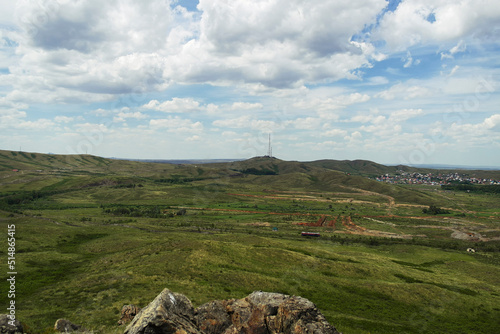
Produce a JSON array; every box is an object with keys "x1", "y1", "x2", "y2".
[
  {"x1": 293, "y1": 93, "x2": 370, "y2": 118},
  {"x1": 3, "y1": 0, "x2": 389, "y2": 105},
  {"x1": 230, "y1": 102, "x2": 263, "y2": 110},
  {"x1": 443, "y1": 114, "x2": 500, "y2": 147},
  {"x1": 375, "y1": 0, "x2": 500, "y2": 51},
  {"x1": 348, "y1": 108, "x2": 423, "y2": 138},
  {"x1": 54, "y1": 116, "x2": 75, "y2": 123},
  {"x1": 5, "y1": 0, "x2": 188, "y2": 103},
  {"x1": 376, "y1": 82, "x2": 432, "y2": 100},
  {"x1": 149, "y1": 117, "x2": 203, "y2": 133},
  {"x1": 212, "y1": 115, "x2": 277, "y2": 133},
  {"x1": 142, "y1": 98, "x2": 204, "y2": 113},
  {"x1": 323, "y1": 128, "x2": 348, "y2": 137}
]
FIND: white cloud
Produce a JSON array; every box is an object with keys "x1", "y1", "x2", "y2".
[
  {"x1": 143, "y1": 98, "x2": 203, "y2": 113},
  {"x1": 367, "y1": 76, "x2": 389, "y2": 85},
  {"x1": 441, "y1": 40, "x2": 467, "y2": 59},
  {"x1": 230, "y1": 102, "x2": 263, "y2": 110},
  {"x1": 344, "y1": 131, "x2": 363, "y2": 142},
  {"x1": 375, "y1": 0, "x2": 500, "y2": 51},
  {"x1": 75, "y1": 123, "x2": 110, "y2": 134},
  {"x1": 436, "y1": 114, "x2": 500, "y2": 147},
  {"x1": 484, "y1": 114, "x2": 500, "y2": 130},
  {"x1": 186, "y1": 135, "x2": 201, "y2": 141},
  {"x1": 402, "y1": 51, "x2": 420, "y2": 68},
  {"x1": 293, "y1": 93, "x2": 370, "y2": 117},
  {"x1": 149, "y1": 117, "x2": 203, "y2": 133},
  {"x1": 287, "y1": 117, "x2": 323, "y2": 130},
  {"x1": 376, "y1": 82, "x2": 432, "y2": 100},
  {"x1": 212, "y1": 115, "x2": 277, "y2": 133},
  {"x1": 450, "y1": 40, "x2": 467, "y2": 55},
  {"x1": 1, "y1": 0, "x2": 391, "y2": 107},
  {"x1": 55, "y1": 116, "x2": 74, "y2": 123},
  {"x1": 212, "y1": 115, "x2": 251, "y2": 129},
  {"x1": 113, "y1": 111, "x2": 147, "y2": 123},
  {"x1": 17, "y1": 119, "x2": 56, "y2": 130},
  {"x1": 347, "y1": 108, "x2": 423, "y2": 139},
  {"x1": 389, "y1": 109, "x2": 423, "y2": 122},
  {"x1": 323, "y1": 129, "x2": 348, "y2": 137},
  {"x1": 447, "y1": 65, "x2": 460, "y2": 77}
]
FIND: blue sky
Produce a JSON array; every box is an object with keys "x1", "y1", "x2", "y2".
[{"x1": 1, "y1": 0, "x2": 499, "y2": 166}]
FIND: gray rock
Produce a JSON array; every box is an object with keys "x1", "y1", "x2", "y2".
[
  {"x1": 118, "y1": 305, "x2": 142, "y2": 325},
  {"x1": 124, "y1": 288, "x2": 200, "y2": 334},
  {"x1": 124, "y1": 289, "x2": 340, "y2": 334},
  {"x1": 54, "y1": 319, "x2": 82, "y2": 332},
  {"x1": 0, "y1": 314, "x2": 23, "y2": 334},
  {"x1": 195, "y1": 291, "x2": 340, "y2": 334},
  {"x1": 194, "y1": 300, "x2": 231, "y2": 334}
]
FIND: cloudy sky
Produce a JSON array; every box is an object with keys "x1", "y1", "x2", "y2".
[{"x1": 1, "y1": 0, "x2": 499, "y2": 166}]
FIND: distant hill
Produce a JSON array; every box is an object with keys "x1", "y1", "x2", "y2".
[
  {"x1": 1, "y1": 150, "x2": 499, "y2": 193},
  {"x1": 0, "y1": 149, "x2": 112, "y2": 170},
  {"x1": 119, "y1": 158, "x2": 245, "y2": 165},
  {"x1": 306, "y1": 159, "x2": 403, "y2": 176}
]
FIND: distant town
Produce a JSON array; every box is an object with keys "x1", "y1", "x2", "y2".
[{"x1": 376, "y1": 171, "x2": 500, "y2": 186}]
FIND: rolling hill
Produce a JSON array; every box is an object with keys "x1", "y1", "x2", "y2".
[{"x1": 1, "y1": 149, "x2": 500, "y2": 334}]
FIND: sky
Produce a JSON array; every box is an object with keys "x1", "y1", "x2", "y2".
[{"x1": 1, "y1": 0, "x2": 499, "y2": 167}]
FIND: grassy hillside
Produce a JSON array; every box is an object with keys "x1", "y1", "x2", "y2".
[{"x1": 0, "y1": 150, "x2": 499, "y2": 334}]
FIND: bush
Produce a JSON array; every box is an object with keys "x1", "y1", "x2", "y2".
[{"x1": 422, "y1": 205, "x2": 450, "y2": 215}]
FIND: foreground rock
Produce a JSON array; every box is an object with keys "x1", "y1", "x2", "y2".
[
  {"x1": 124, "y1": 289, "x2": 200, "y2": 334},
  {"x1": 124, "y1": 289, "x2": 340, "y2": 334},
  {"x1": 0, "y1": 314, "x2": 23, "y2": 334},
  {"x1": 54, "y1": 319, "x2": 84, "y2": 332},
  {"x1": 118, "y1": 305, "x2": 142, "y2": 326}
]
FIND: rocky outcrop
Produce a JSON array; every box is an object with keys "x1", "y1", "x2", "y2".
[
  {"x1": 118, "y1": 305, "x2": 142, "y2": 326},
  {"x1": 0, "y1": 315, "x2": 23, "y2": 334},
  {"x1": 124, "y1": 289, "x2": 340, "y2": 334},
  {"x1": 124, "y1": 289, "x2": 200, "y2": 334},
  {"x1": 54, "y1": 319, "x2": 84, "y2": 332}
]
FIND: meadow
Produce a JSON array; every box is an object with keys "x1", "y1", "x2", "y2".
[{"x1": 0, "y1": 151, "x2": 499, "y2": 333}]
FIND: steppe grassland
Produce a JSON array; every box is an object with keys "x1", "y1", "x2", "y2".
[{"x1": 1, "y1": 154, "x2": 499, "y2": 333}]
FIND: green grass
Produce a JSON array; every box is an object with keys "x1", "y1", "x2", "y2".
[{"x1": 0, "y1": 151, "x2": 499, "y2": 333}]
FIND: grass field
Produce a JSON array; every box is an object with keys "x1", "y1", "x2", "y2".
[{"x1": 0, "y1": 151, "x2": 499, "y2": 333}]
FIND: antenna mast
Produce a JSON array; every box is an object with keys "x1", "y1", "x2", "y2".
[{"x1": 267, "y1": 133, "x2": 273, "y2": 158}]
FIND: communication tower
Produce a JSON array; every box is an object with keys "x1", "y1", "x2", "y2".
[{"x1": 267, "y1": 133, "x2": 273, "y2": 158}]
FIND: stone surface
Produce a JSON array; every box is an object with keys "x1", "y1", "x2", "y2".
[
  {"x1": 194, "y1": 300, "x2": 231, "y2": 334},
  {"x1": 124, "y1": 288, "x2": 200, "y2": 334},
  {"x1": 195, "y1": 291, "x2": 340, "y2": 334},
  {"x1": 54, "y1": 319, "x2": 82, "y2": 332},
  {"x1": 124, "y1": 289, "x2": 340, "y2": 334},
  {"x1": 118, "y1": 305, "x2": 142, "y2": 325},
  {"x1": 0, "y1": 315, "x2": 23, "y2": 334}
]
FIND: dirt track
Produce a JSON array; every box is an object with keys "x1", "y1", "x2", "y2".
[{"x1": 175, "y1": 191, "x2": 500, "y2": 241}]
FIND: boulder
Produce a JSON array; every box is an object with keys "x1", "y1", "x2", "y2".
[
  {"x1": 195, "y1": 291, "x2": 340, "y2": 334},
  {"x1": 124, "y1": 288, "x2": 340, "y2": 334},
  {"x1": 124, "y1": 288, "x2": 200, "y2": 334},
  {"x1": 194, "y1": 300, "x2": 231, "y2": 334},
  {"x1": 54, "y1": 319, "x2": 82, "y2": 332},
  {"x1": 118, "y1": 305, "x2": 142, "y2": 325},
  {"x1": 0, "y1": 315, "x2": 23, "y2": 334}
]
